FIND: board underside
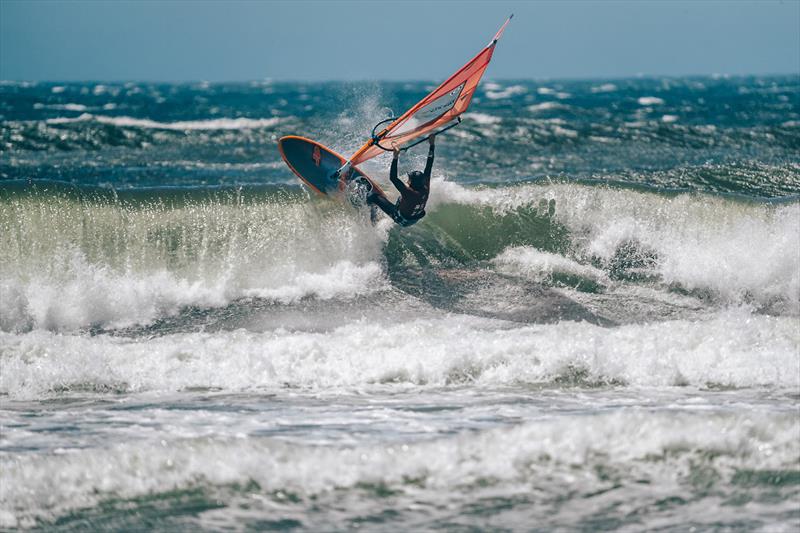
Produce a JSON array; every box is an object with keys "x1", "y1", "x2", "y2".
[{"x1": 278, "y1": 136, "x2": 385, "y2": 198}]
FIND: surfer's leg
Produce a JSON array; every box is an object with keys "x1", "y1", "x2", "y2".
[
  {"x1": 367, "y1": 193, "x2": 397, "y2": 219},
  {"x1": 367, "y1": 195, "x2": 411, "y2": 226}
]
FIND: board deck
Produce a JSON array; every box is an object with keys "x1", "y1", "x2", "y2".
[{"x1": 278, "y1": 136, "x2": 387, "y2": 200}]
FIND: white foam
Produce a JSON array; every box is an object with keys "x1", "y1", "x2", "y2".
[
  {"x1": 34, "y1": 103, "x2": 88, "y2": 112},
  {"x1": 493, "y1": 246, "x2": 609, "y2": 285},
  {"x1": 463, "y1": 112, "x2": 501, "y2": 125},
  {"x1": 45, "y1": 115, "x2": 84, "y2": 124},
  {"x1": 527, "y1": 102, "x2": 568, "y2": 113},
  {"x1": 50, "y1": 86, "x2": 65, "y2": 94},
  {"x1": 552, "y1": 125, "x2": 578, "y2": 138},
  {"x1": 45, "y1": 113, "x2": 283, "y2": 130},
  {"x1": 638, "y1": 96, "x2": 665, "y2": 106},
  {"x1": 661, "y1": 114, "x2": 679, "y2": 123},
  {"x1": 447, "y1": 129, "x2": 477, "y2": 140},
  {"x1": 485, "y1": 85, "x2": 527, "y2": 100},
  {"x1": 591, "y1": 83, "x2": 618, "y2": 93},
  {"x1": 243, "y1": 261, "x2": 386, "y2": 302},
  {"x1": 1, "y1": 408, "x2": 796, "y2": 527},
  {"x1": 589, "y1": 135, "x2": 617, "y2": 144},
  {"x1": 2, "y1": 308, "x2": 798, "y2": 399}
]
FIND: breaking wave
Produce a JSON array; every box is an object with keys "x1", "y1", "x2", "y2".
[
  {"x1": 1, "y1": 308, "x2": 798, "y2": 399},
  {"x1": 2, "y1": 408, "x2": 797, "y2": 528},
  {"x1": 1, "y1": 179, "x2": 797, "y2": 333}
]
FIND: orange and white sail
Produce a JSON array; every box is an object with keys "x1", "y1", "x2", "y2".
[{"x1": 347, "y1": 15, "x2": 513, "y2": 166}]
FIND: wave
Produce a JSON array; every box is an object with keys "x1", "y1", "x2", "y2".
[
  {"x1": 44, "y1": 113, "x2": 284, "y2": 130},
  {"x1": 429, "y1": 180, "x2": 800, "y2": 312},
  {"x1": 0, "y1": 182, "x2": 385, "y2": 332},
  {"x1": 527, "y1": 101, "x2": 570, "y2": 113},
  {"x1": 637, "y1": 96, "x2": 666, "y2": 106},
  {"x1": 1, "y1": 113, "x2": 289, "y2": 154},
  {"x1": 0, "y1": 180, "x2": 797, "y2": 332},
  {"x1": 462, "y1": 112, "x2": 502, "y2": 126},
  {"x1": 591, "y1": 83, "x2": 618, "y2": 93},
  {"x1": 484, "y1": 84, "x2": 527, "y2": 100},
  {"x1": 1, "y1": 308, "x2": 798, "y2": 399},
  {"x1": 32, "y1": 102, "x2": 88, "y2": 111},
  {"x1": 2, "y1": 408, "x2": 797, "y2": 528}
]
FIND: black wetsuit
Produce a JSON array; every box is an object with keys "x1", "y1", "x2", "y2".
[{"x1": 369, "y1": 142, "x2": 434, "y2": 226}]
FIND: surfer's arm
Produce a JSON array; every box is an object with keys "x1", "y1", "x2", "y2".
[
  {"x1": 390, "y1": 149, "x2": 409, "y2": 194},
  {"x1": 423, "y1": 136, "x2": 435, "y2": 179}
]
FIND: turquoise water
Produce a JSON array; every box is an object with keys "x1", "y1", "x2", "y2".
[{"x1": 1, "y1": 76, "x2": 799, "y2": 530}]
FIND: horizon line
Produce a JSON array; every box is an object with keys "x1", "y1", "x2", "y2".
[{"x1": 2, "y1": 72, "x2": 799, "y2": 86}]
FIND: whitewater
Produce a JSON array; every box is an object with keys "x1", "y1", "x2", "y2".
[{"x1": 1, "y1": 76, "x2": 799, "y2": 530}]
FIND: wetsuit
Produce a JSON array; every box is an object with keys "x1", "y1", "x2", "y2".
[{"x1": 368, "y1": 142, "x2": 434, "y2": 227}]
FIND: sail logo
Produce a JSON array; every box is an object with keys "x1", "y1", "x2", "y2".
[
  {"x1": 418, "y1": 83, "x2": 465, "y2": 119},
  {"x1": 392, "y1": 82, "x2": 468, "y2": 136}
]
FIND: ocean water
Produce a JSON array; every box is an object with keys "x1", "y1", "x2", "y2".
[{"x1": 1, "y1": 76, "x2": 799, "y2": 530}]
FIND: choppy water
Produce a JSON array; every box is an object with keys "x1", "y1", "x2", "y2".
[{"x1": 1, "y1": 76, "x2": 799, "y2": 530}]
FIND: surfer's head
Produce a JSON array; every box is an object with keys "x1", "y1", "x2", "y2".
[{"x1": 407, "y1": 170, "x2": 426, "y2": 189}]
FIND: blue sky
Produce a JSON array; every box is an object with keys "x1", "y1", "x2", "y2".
[{"x1": 1, "y1": 0, "x2": 798, "y2": 81}]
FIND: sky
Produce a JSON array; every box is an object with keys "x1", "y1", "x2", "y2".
[{"x1": 1, "y1": 0, "x2": 798, "y2": 82}]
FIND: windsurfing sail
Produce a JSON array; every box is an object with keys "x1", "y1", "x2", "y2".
[{"x1": 347, "y1": 14, "x2": 513, "y2": 167}]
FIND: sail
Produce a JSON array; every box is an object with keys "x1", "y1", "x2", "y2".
[{"x1": 348, "y1": 15, "x2": 513, "y2": 166}]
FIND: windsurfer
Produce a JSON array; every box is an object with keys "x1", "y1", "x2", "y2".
[{"x1": 367, "y1": 135, "x2": 435, "y2": 226}]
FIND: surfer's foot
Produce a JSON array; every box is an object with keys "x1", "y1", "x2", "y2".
[{"x1": 548, "y1": 199, "x2": 556, "y2": 217}]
